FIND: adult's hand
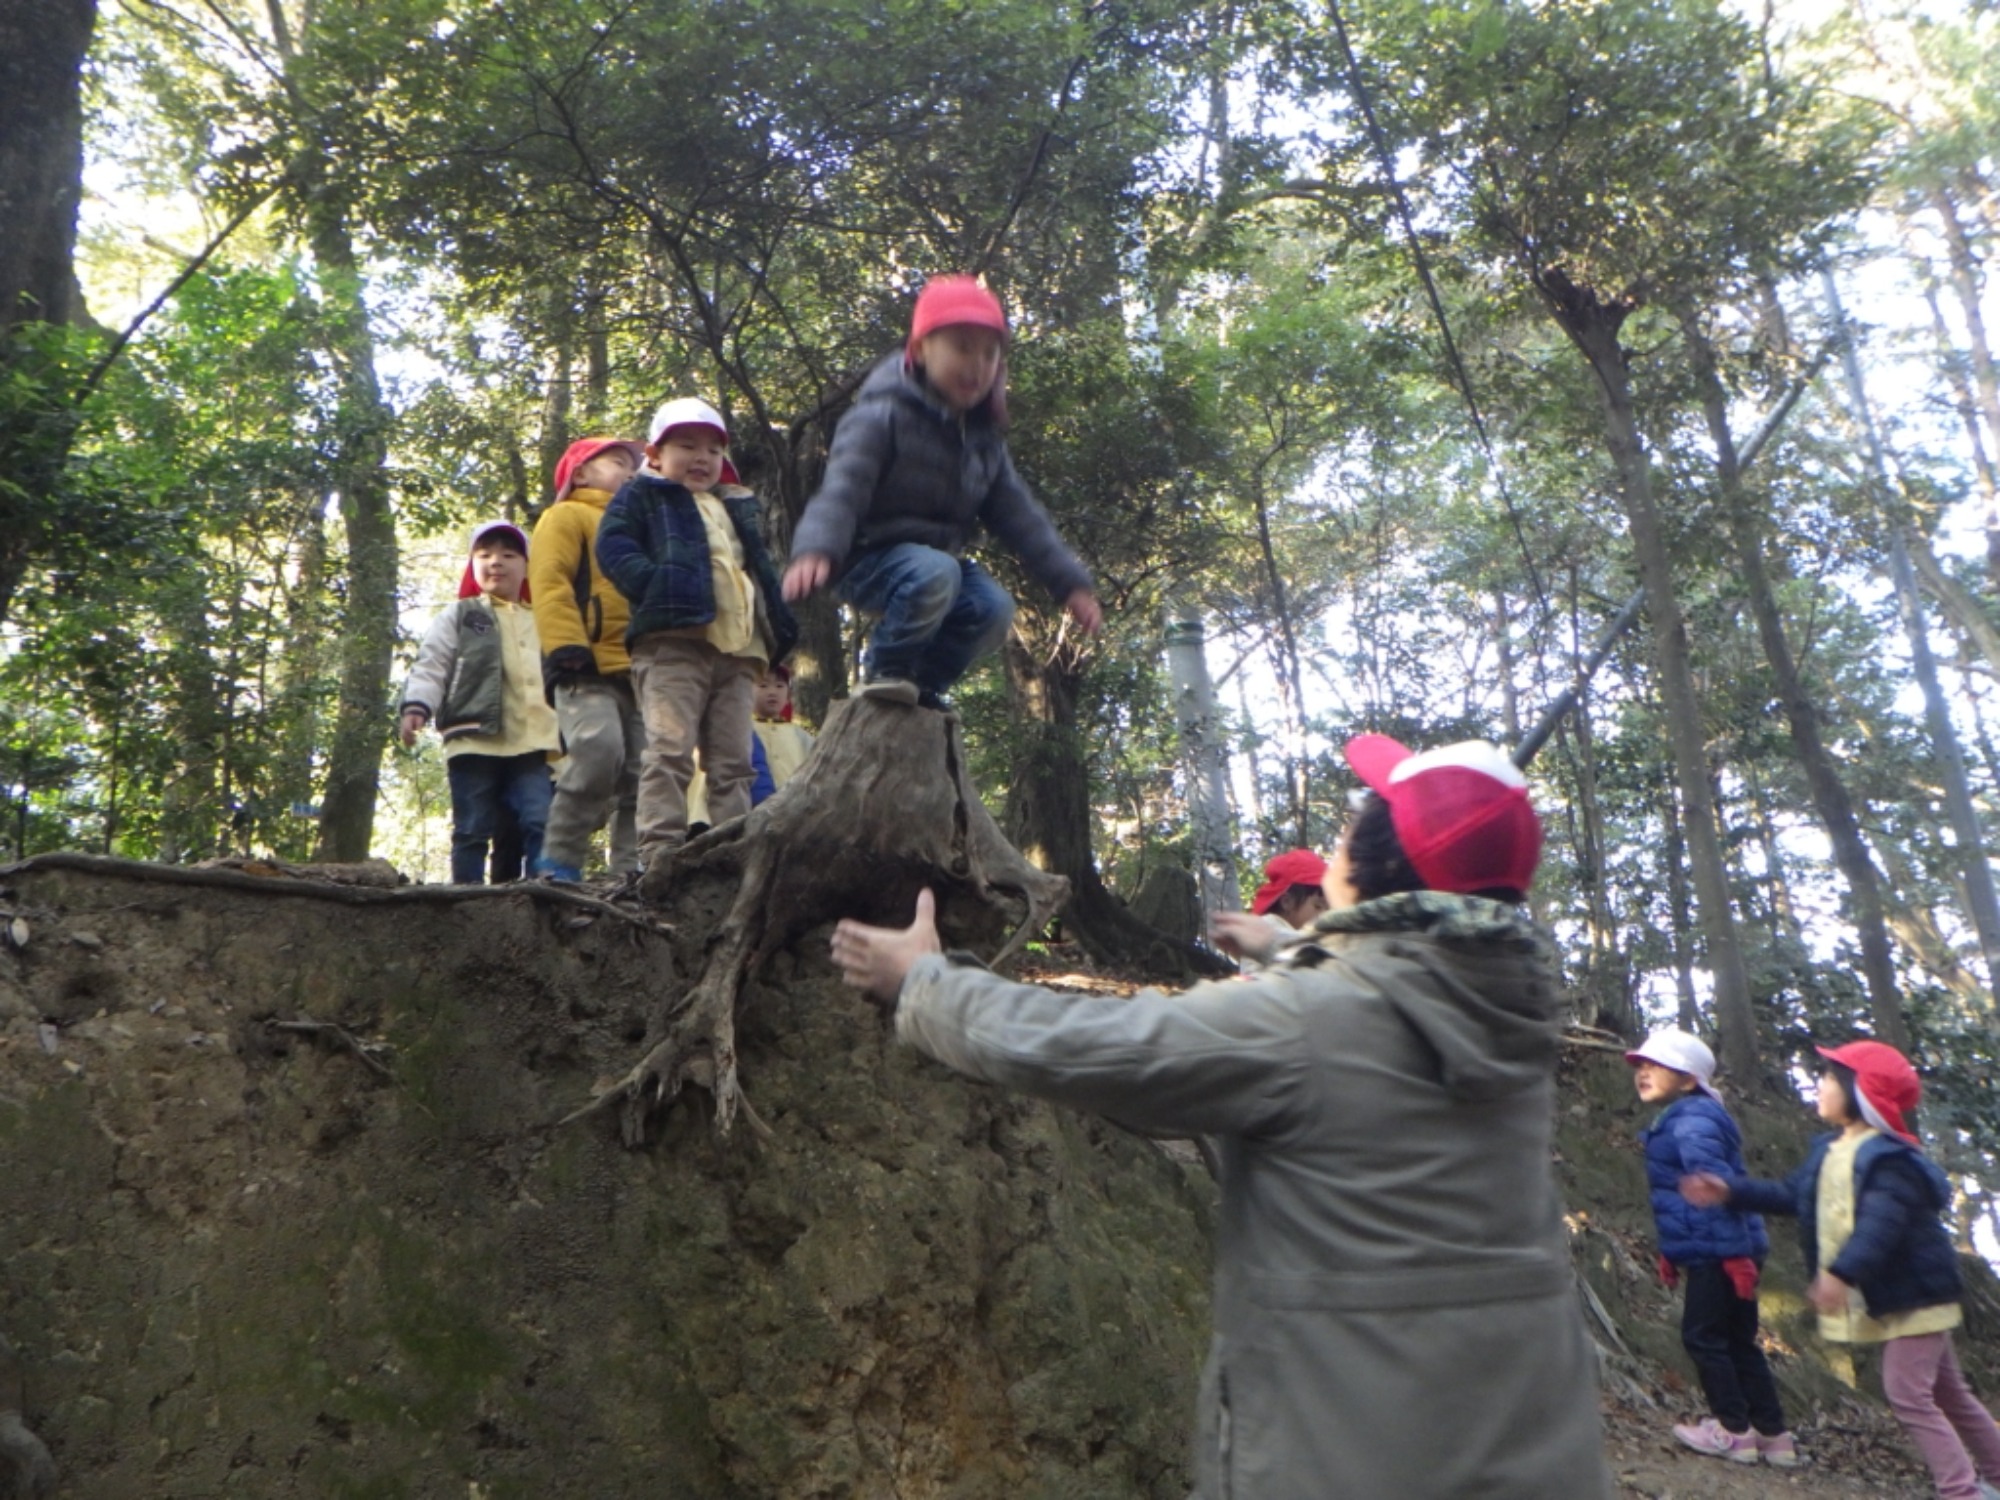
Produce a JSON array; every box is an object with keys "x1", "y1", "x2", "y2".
[
  {"x1": 784, "y1": 554, "x2": 833, "y2": 603},
  {"x1": 1211, "y1": 910, "x2": 1280, "y2": 964},
  {"x1": 1678, "y1": 1172, "x2": 1731, "y2": 1207},
  {"x1": 831, "y1": 888, "x2": 941, "y2": 1003},
  {"x1": 397, "y1": 709, "x2": 427, "y2": 748},
  {"x1": 1065, "y1": 588, "x2": 1103, "y2": 634}
]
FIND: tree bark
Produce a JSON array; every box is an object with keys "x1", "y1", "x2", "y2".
[
  {"x1": 1162, "y1": 598, "x2": 1240, "y2": 919},
  {"x1": 1536, "y1": 270, "x2": 1760, "y2": 1073},
  {"x1": 1003, "y1": 637, "x2": 1231, "y2": 979},
  {"x1": 0, "y1": 0, "x2": 94, "y2": 332},
  {"x1": 306, "y1": 190, "x2": 398, "y2": 862},
  {"x1": 592, "y1": 699, "x2": 1070, "y2": 1143},
  {"x1": 0, "y1": 0, "x2": 97, "y2": 632},
  {"x1": 1679, "y1": 309, "x2": 1908, "y2": 1048}
]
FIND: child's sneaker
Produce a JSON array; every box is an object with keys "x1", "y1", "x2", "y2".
[
  {"x1": 857, "y1": 677, "x2": 919, "y2": 705},
  {"x1": 1673, "y1": 1417, "x2": 1758, "y2": 1463},
  {"x1": 1756, "y1": 1430, "x2": 1799, "y2": 1467}
]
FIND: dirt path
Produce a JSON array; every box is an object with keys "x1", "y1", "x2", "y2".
[{"x1": 1607, "y1": 1398, "x2": 1939, "y2": 1498}]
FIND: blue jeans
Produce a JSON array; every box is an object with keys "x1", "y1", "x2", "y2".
[
  {"x1": 838, "y1": 543, "x2": 1016, "y2": 693},
  {"x1": 447, "y1": 751, "x2": 554, "y2": 885}
]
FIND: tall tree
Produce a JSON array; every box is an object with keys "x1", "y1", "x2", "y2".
[{"x1": 0, "y1": 0, "x2": 99, "y2": 627}]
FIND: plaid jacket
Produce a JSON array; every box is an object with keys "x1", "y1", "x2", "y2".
[{"x1": 595, "y1": 475, "x2": 798, "y2": 660}]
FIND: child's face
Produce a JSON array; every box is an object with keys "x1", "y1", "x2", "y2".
[
  {"x1": 1632, "y1": 1061, "x2": 1697, "y2": 1103},
  {"x1": 752, "y1": 674, "x2": 791, "y2": 719},
  {"x1": 649, "y1": 425, "x2": 728, "y2": 490},
  {"x1": 1816, "y1": 1070, "x2": 1857, "y2": 1126},
  {"x1": 918, "y1": 325, "x2": 1004, "y2": 411},
  {"x1": 575, "y1": 448, "x2": 637, "y2": 493},
  {"x1": 472, "y1": 543, "x2": 527, "y2": 601},
  {"x1": 1272, "y1": 886, "x2": 1329, "y2": 929}
]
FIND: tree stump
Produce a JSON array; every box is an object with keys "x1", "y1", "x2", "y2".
[{"x1": 576, "y1": 699, "x2": 1069, "y2": 1145}]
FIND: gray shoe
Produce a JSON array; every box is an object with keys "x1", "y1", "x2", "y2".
[{"x1": 857, "y1": 677, "x2": 919, "y2": 706}]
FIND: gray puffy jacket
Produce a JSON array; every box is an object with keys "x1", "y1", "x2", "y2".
[{"x1": 790, "y1": 353, "x2": 1092, "y2": 602}]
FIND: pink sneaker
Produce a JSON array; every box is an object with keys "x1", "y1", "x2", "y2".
[
  {"x1": 1757, "y1": 1430, "x2": 1800, "y2": 1467},
  {"x1": 1673, "y1": 1417, "x2": 1759, "y2": 1463}
]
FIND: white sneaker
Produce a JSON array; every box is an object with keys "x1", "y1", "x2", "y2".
[{"x1": 857, "y1": 677, "x2": 919, "y2": 705}]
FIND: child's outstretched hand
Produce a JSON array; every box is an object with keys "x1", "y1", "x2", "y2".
[
  {"x1": 1808, "y1": 1271, "x2": 1852, "y2": 1314},
  {"x1": 784, "y1": 554, "x2": 832, "y2": 602},
  {"x1": 831, "y1": 889, "x2": 941, "y2": 1004},
  {"x1": 1679, "y1": 1172, "x2": 1730, "y2": 1207},
  {"x1": 1065, "y1": 588, "x2": 1103, "y2": 634},
  {"x1": 397, "y1": 709, "x2": 427, "y2": 748}
]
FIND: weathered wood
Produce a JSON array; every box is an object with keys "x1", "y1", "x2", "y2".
[{"x1": 579, "y1": 698, "x2": 1070, "y2": 1144}]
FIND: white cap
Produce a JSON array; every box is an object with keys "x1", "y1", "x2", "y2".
[
  {"x1": 1625, "y1": 1027, "x2": 1720, "y2": 1098},
  {"x1": 647, "y1": 397, "x2": 728, "y2": 446}
]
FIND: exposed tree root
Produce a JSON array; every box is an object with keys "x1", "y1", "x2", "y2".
[{"x1": 569, "y1": 699, "x2": 1069, "y2": 1145}]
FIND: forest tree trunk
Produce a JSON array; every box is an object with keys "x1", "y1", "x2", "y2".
[
  {"x1": 1002, "y1": 636, "x2": 1230, "y2": 978},
  {"x1": 303, "y1": 178, "x2": 398, "y2": 862},
  {"x1": 1680, "y1": 311, "x2": 1909, "y2": 1049},
  {"x1": 1830, "y1": 270, "x2": 2000, "y2": 1004},
  {"x1": 0, "y1": 0, "x2": 97, "y2": 631},
  {"x1": 1538, "y1": 271, "x2": 1760, "y2": 1073}
]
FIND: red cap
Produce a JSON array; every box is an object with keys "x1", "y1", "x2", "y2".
[
  {"x1": 459, "y1": 520, "x2": 531, "y2": 601},
  {"x1": 1816, "y1": 1040, "x2": 1922, "y2": 1144},
  {"x1": 1345, "y1": 734, "x2": 1543, "y2": 896},
  {"x1": 1251, "y1": 849, "x2": 1329, "y2": 915},
  {"x1": 907, "y1": 276, "x2": 1009, "y2": 355},
  {"x1": 552, "y1": 437, "x2": 644, "y2": 502}
]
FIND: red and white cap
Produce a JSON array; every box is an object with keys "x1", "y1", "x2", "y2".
[
  {"x1": 1251, "y1": 849, "x2": 1329, "y2": 916},
  {"x1": 646, "y1": 398, "x2": 740, "y2": 485},
  {"x1": 459, "y1": 520, "x2": 531, "y2": 601},
  {"x1": 1624, "y1": 1027, "x2": 1721, "y2": 1099},
  {"x1": 1344, "y1": 734, "x2": 1543, "y2": 896},
  {"x1": 1817, "y1": 1039, "x2": 1922, "y2": 1145},
  {"x1": 551, "y1": 437, "x2": 644, "y2": 501}
]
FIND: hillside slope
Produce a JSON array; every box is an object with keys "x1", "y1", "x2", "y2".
[{"x1": 1, "y1": 855, "x2": 1994, "y2": 1497}]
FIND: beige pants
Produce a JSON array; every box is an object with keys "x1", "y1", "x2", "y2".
[
  {"x1": 629, "y1": 635, "x2": 759, "y2": 862},
  {"x1": 541, "y1": 676, "x2": 642, "y2": 874}
]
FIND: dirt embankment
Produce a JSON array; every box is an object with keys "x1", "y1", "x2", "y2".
[
  {"x1": 3, "y1": 856, "x2": 1996, "y2": 1498},
  {"x1": 0, "y1": 859, "x2": 1211, "y2": 1499}
]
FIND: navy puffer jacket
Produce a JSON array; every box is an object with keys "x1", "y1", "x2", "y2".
[
  {"x1": 789, "y1": 353, "x2": 1093, "y2": 603},
  {"x1": 1728, "y1": 1133, "x2": 1962, "y2": 1318},
  {"x1": 1641, "y1": 1093, "x2": 1769, "y2": 1264}
]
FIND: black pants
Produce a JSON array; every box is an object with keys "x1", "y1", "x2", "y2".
[{"x1": 1681, "y1": 1259, "x2": 1787, "y2": 1435}]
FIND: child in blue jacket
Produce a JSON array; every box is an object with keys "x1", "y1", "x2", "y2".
[
  {"x1": 1684, "y1": 1041, "x2": 2000, "y2": 1500},
  {"x1": 1628, "y1": 1028, "x2": 1795, "y2": 1466}
]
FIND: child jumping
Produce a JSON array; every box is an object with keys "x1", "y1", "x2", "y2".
[
  {"x1": 596, "y1": 397, "x2": 797, "y2": 868},
  {"x1": 782, "y1": 275, "x2": 1101, "y2": 708},
  {"x1": 1684, "y1": 1040, "x2": 2000, "y2": 1500},
  {"x1": 530, "y1": 436, "x2": 648, "y2": 882},
  {"x1": 398, "y1": 521, "x2": 560, "y2": 884},
  {"x1": 1626, "y1": 1027, "x2": 1795, "y2": 1466}
]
